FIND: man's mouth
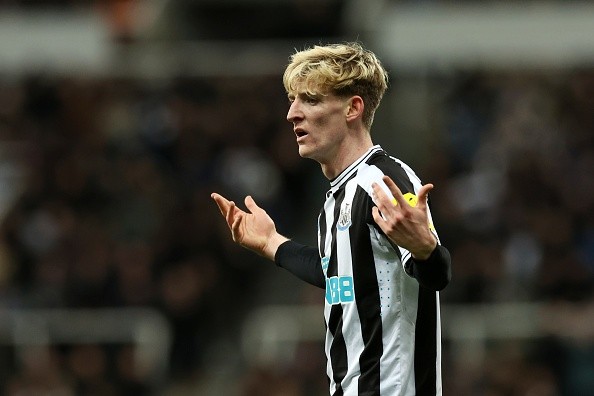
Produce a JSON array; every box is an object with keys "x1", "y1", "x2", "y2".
[{"x1": 295, "y1": 129, "x2": 308, "y2": 140}]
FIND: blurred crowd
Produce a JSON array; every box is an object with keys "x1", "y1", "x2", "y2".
[
  {"x1": 0, "y1": 72, "x2": 319, "y2": 395},
  {"x1": 426, "y1": 69, "x2": 594, "y2": 396},
  {"x1": 0, "y1": 46, "x2": 593, "y2": 396}
]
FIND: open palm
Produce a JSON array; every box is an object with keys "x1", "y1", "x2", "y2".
[{"x1": 211, "y1": 193, "x2": 287, "y2": 260}]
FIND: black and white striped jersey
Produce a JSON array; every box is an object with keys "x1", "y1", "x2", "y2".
[{"x1": 318, "y1": 145, "x2": 444, "y2": 396}]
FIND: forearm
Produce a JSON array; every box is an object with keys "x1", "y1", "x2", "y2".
[
  {"x1": 274, "y1": 240, "x2": 325, "y2": 289},
  {"x1": 406, "y1": 244, "x2": 452, "y2": 291}
]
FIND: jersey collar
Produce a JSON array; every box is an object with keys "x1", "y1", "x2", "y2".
[{"x1": 329, "y1": 145, "x2": 383, "y2": 190}]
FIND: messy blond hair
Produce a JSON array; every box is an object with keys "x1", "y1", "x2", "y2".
[{"x1": 283, "y1": 42, "x2": 389, "y2": 130}]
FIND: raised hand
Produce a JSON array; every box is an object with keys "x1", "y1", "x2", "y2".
[
  {"x1": 371, "y1": 176, "x2": 437, "y2": 260},
  {"x1": 211, "y1": 193, "x2": 288, "y2": 260}
]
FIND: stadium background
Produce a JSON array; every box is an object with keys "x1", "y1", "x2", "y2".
[{"x1": 0, "y1": 0, "x2": 593, "y2": 395}]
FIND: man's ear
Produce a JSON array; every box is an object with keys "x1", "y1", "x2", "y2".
[{"x1": 346, "y1": 96, "x2": 364, "y2": 122}]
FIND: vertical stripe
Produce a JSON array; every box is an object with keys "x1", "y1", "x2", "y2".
[
  {"x1": 337, "y1": 178, "x2": 364, "y2": 395},
  {"x1": 327, "y1": 188, "x2": 349, "y2": 393},
  {"x1": 319, "y1": 194, "x2": 334, "y2": 389},
  {"x1": 328, "y1": 305, "x2": 346, "y2": 396},
  {"x1": 350, "y1": 186, "x2": 383, "y2": 395},
  {"x1": 414, "y1": 288, "x2": 438, "y2": 396}
]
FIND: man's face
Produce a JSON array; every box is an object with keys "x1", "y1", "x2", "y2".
[{"x1": 286, "y1": 88, "x2": 350, "y2": 164}]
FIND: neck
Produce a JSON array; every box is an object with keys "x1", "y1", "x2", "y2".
[{"x1": 320, "y1": 136, "x2": 374, "y2": 180}]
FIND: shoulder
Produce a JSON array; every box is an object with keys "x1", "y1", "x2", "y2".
[
  {"x1": 364, "y1": 151, "x2": 420, "y2": 192},
  {"x1": 367, "y1": 151, "x2": 405, "y2": 175}
]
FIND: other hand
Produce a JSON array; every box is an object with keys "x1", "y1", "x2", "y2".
[
  {"x1": 371, "y1": 176, "x2": 437, "y2": 260},
  {"x1": 211, "y1": 193, "x2": 288, "y2": 260}
]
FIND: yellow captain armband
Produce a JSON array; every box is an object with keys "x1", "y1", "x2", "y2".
[{"x1": 392, "y1": 192, "x2": 418, "y2": 207}]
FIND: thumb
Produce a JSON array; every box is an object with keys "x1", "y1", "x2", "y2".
[
  {"x1": 244, "y1": 195, "x2": 261, "y2": 213},
  {"x1": 417, "y1": 183, "x2": 434, "y2": 209}
]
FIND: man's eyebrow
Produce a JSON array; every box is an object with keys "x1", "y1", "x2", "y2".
[
  {"x1": 299, "y1": 92, "x2": 322, "y2": 99},
  {"x1": 288, "y1": 91, "x2": 323, "y2": 101},
  {"x1": 287, "y1": 92, "x2": 306, "y2": 99}
]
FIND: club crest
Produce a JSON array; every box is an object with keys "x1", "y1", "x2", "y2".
[{"x1": 337, "y1": 203, "x2": 352, "y2": 231}]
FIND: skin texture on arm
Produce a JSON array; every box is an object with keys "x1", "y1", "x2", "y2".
[{"x1": 211, "y1": 193, "x2": 288, "y2": 261}]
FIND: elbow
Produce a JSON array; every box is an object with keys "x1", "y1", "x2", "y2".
[
  {"x1": 434, "y1": 268, "x2": 451, "y2": 291},
  {"x1": 434, "y1": 254, "x2": 452, "y2": 291},
  {"x1": 421, "y1": 268, "x2": 451, "y2": 291},
  {"x1": 413, "y1": 245, "x2": 452, "y2": 291},
  {"x1": 433, "y1": 245, "x2": 452, "y2": 291}
]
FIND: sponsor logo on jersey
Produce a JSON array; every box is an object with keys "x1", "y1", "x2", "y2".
[{"x1": 325, "y1": 276, "x2": 355, "y2": 305}]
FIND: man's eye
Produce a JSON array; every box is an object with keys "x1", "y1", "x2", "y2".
[{"x1": 306, "y1": 96, "x2": 319, "y2": 104}]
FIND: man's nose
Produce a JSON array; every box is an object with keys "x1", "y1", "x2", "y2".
[{"x1": 287, "y1": 101, "x2": 302, "y2": 123}]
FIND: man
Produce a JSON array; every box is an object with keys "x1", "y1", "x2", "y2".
[{"x1": 212, "y1": 42, "x2": 451, "y2": 396}]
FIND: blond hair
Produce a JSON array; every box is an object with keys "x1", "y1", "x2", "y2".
[{"x1": 283, "y1": 42, "x2": 389, "y2": 130}]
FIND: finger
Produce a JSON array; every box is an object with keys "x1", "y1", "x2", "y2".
[
  {"x1": 417, "y1": 183, "x2": 434, "y2": 210},
  {"x1": 211, "y1": 193, "x2": 231, "y2": 217},
  {"x1": 382, "y1": 176, "x2": 408, "y2": 207},
  {"x1": 371, "y1": 206, "x2": 387, "y2": 228},
  {"x1": 244, "y1": 195, "x2": 261, "y2": 214},
  {"x1": 230, "y1": 210, "x2": 242, "y2": 242},
  {"x1": 371, "y1": 181, "x2": 390, "y2": 206},
  {"x1": 226, "y1": 201, "x2": 237, "y2": 229}
]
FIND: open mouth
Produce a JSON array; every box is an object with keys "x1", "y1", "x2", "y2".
[{"x1": 295, "y1": 128, "x2": 308, "y2": 139}]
